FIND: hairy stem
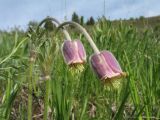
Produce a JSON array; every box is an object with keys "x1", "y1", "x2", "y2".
[
  {"x1": 43, "y1": 78, "x2": 50, "y2": 120},
  {"x1": 37, "y1": 17, "x2": 72, "y2": 40},
  {"x1": 28, "y1": 62, "x2": 33, "y2": 120},
  {"x1": 57, "y1": 21, "x2": 100, "y2": 54}
]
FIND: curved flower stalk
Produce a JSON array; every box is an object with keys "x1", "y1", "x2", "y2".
[
  {"x1": 37, "y1": 17, "x2": 72, "y2": 41},
  {"x1": 38, "y1": 17, "x2": 73, "y2": 120},
  {"x1": 57, "y1": 22, "x2": 100, "y2": 54},
  {"x1": 35, "y1": 17, "x2": 73, "y2": 79},
  {"x1": 27, "y1": 17, "x2": 72, "y2": 120},
  {"x1": 57, "y1": 21, "x2": 126, "y2": 88}
]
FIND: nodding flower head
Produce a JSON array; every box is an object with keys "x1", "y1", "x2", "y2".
[
  {"x1": 61, "y1": 40, "x2": 86, "y2": 73},
  {"x1": 90, "y1": 51, "x2": 126, "y2": 89}
]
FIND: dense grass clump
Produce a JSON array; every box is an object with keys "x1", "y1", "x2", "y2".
[{"x1": 0, "y1": 19, "x2": 159, "y2": 120}]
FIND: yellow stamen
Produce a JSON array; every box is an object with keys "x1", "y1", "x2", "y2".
[
  {"x1": 69, "y1": 63, "x2": 84, "y2": 75},
  {"x1": 103, "y1": 72, "x2": 127, "y2": 90}
]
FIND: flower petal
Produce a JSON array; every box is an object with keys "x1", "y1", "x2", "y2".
[
  {"x1": 62, "y1": 40, "x2": 75, "y2": 64},
  {"x1": 76, "y1": 40, "x2": 86, "y2": 61},
  {"x1": 61, "y1": 40, "x2": 86, "y2": 65},
  {"x1": 101, "y1": 51, "x2": 122, "y2": 73},
  {"x1": 90, "y1": 53, "x2": 116, "y2": 79}
]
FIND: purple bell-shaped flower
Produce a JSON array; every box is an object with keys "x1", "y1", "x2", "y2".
[
  {"x1": 90, "y1": 51, "x2": 126, "y2": 87},
  {"x1": 61, "y1": 40, "x2": 86, "y2": 73}
]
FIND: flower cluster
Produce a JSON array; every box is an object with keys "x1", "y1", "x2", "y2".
[
  {"x1": 58, "y1": 21, "x2": 126, "y2": 88},
  {"x1": 33, "y1": 17, "x2": 126, "y2": 88},
  {"x1": 27, "y1": 17, "x2": 127, "y2": 120}
]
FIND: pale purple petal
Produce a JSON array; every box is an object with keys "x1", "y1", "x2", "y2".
[
  {"x1": 76, "y1": 40, "x2": 86, "y2": 61},
  {"x1": 90, "y1": 51, "x2": 124, "y2": 80},
  {"x1": 62, "y1": 40, "x2": 75, "y2": 64},
  {"x1": 61, "y1": 40, "x2": 86, "y2": 65},
  {"x1": 72, "y1": 41, "x2": 83, "y2": 63},
  {"x1": 101, "y1": 51, "x2": 122, "y2": 73},
  {"x1": 90, "y1": 53, "x2": 116, "y2": 79}
]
